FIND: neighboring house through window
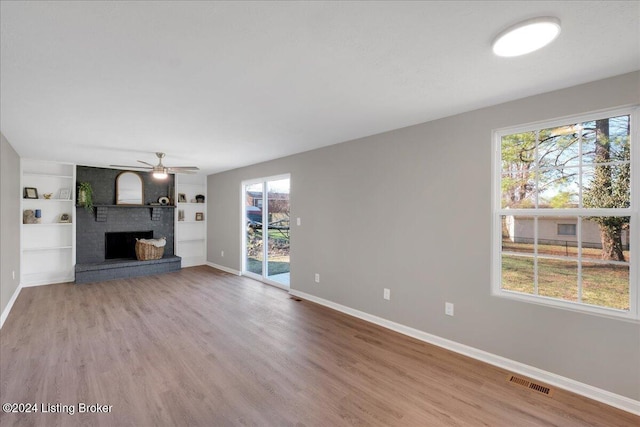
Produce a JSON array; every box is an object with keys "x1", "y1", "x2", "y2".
[{"x1": 557, "y1": 224, "x2": 577, "y2": 236}]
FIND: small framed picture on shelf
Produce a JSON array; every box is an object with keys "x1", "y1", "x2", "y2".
[
  {"x1": 59, "y1": 213, "x2": 71, "y2": 223},
  {"x1": 59, "y1": 188, "x2": 71, "y2": 200},
  {"x1": 178, "y1": 193, "x2": 187, "y2": 203},
  {"x1": 195, "y1": 212, "x2": 204, "y2": 221},
  {"x1": 178, "y1": 209, "x2": 185, "y2": 221},
  {"x1": 24, "y1": 187, "x2": 38, "y2": 199}
]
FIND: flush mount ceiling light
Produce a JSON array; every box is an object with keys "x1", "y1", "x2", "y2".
[{"x1": 492, "y1": 17, "x2": 561, "y2": 57}]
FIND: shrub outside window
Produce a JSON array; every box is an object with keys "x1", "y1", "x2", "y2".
[{"x1": 493, "y1": 108, "x2": 638, "y2": 320}]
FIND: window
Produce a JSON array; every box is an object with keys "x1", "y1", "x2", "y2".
[
  {"x1": 557, "y1": 224, "x2": 576, "y2": 236},
  {"x1": 493, "y1": 108, "x2": 638, "y2": 319}
]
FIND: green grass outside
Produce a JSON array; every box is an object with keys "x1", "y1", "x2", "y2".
[
  {"x1": 251, "y1": 229, "x2": 289, "y2": 243},
  {"x1": 502, "y1": 241, "x2": 630, "y2": 261},
  {"x1": 501, "y1": 255, "x2": 629, "y2": 310},
  {"x1": 246, "y1": 257, "x2": 290, "y2": 276}
]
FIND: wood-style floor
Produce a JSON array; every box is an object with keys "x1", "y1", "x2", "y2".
[{"x1": 0, "y1": 266, "x2": 637, "y2": 426}]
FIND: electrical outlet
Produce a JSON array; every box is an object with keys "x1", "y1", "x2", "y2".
[
  {"x1": 12, "y1": 271, "x2": 15, "y2": 280},
  {"x1": 296, "y1": 217, "x2": 301, "y2": 226},
  {"x1": 445, "y1": 302, "x2": 454, "y2": 316},
  {"x1": 221, "y1": 250, "x2": 224, "y2": 257},
  {"x1": 383, "y1": 288, "x2": 390, "y2": 300},
  {"x1": 314, "y1": 273, "x2": 320, "y2": 283}
]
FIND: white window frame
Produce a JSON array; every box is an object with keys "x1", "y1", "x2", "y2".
[{"x1": 491, "y1": 106, "x2": 639, "y2": 321}]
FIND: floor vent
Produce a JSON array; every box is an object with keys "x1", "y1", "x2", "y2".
[{"x1": 507, "y1": 374, "x2": 554, "y2": 397}]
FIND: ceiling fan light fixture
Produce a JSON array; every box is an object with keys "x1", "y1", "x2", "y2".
[
  {"x1": 153, "y1": 172, "x2": 168, "y2": 179},
  {"x1": 152, "y1": 167, "x2": 168, "y2": 179},
  {"x1": 492, "y1": 17, "x2": 561, "y2": 57}
]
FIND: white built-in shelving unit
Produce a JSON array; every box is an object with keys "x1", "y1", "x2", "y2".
[
  {"x1": 20, "y1": 159, "x2": 76, "y2": 286},
  {"x1": 175, "y1": 174, "x2": 207, "y2": 267}
]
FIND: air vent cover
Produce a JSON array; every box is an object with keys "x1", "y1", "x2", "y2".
[{"x1": 507, "y1": 374, "x2": 554, "y2": 397}]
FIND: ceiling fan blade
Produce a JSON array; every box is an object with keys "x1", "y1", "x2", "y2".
[
  {"x1": 112, "y1": 153, "x2": 199, "y2": 174},
  {"x1": 167, "y1": 166, "x2": 199, "y2": 170},
  {"x1": 168, "y1": 168, "x2": 197, "y2": 174},
  {"x1": 110, "y1": 164, "x2": 153, "y2": 169}
]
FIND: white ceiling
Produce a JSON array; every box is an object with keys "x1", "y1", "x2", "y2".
[{"x1": 1, "y1": 1, "x2": 639, "y2": 175}]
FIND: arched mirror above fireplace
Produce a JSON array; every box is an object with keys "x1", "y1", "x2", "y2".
[{"x1": 116, "y1": 171, "x2": 144, "y2": 205}]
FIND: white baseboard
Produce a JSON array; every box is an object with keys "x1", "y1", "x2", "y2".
[
  {"x1": 180, "y1": 256, "x2": 207, "y2": 268},
  {"x1": 0, "y1": 283, "x2": 22, "y2": 329},
  {"x1": 21, "y1": 274, "x2": 74, "y2": 287},
  {"x1": 21, "y1": 280, "x2": 68, "y2": 288},
  {"x1": 205, "y1": 262, "x2": 241, "y2": 276},
  {"x1": 288, "y1": 289, "x2": 640, "y2": 416}
]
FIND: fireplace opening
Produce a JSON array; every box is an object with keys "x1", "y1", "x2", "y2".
[{"x1": 105, "y1": 231, "x2": 153, "y2": 260}]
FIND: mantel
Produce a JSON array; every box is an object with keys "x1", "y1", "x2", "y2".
[{"x1": 77, "y1": 204, "x2": 175, "y2": 222}]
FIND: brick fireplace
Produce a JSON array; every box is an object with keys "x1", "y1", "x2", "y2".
[{"x1": 74, "y1": 166, "x2": 180, "y2": 284}]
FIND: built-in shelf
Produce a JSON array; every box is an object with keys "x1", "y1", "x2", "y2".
[
  {"x1": 175, "y1": 175, "x2": 207, "y2": 267},
  {"x1": 23, "y1": 222, "x2": 73, "y2": 226},
  {"x1": 85, "y1": 204, "x2": 177, "y2": 208},
  {"x1": 21, "y1": 159, "x2": 76, "y2": 286},
  {"x1": 23, "y1": 198, "x2": 73, "y2": 202},
  {"x1": 24, "y1": 246, "x2": 73, "y2": 252},
  {"x1": 23, "y1": 173, "x2": 73, "y2": 179}
]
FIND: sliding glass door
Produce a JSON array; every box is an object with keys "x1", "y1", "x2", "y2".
[
  {"x1": 245, "y1": 182, "x2": 264, "y2": 277},
  {"x1": 243, "y1": 176, "x2": 290, "y2": 287}
]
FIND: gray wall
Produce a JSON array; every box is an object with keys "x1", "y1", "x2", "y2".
[
  {"x1": 0, "y1": 133, "x2": 21, "y2": 317},
  {"x1": 207, "y1": 71, "x2": 640, "y2": 400}
]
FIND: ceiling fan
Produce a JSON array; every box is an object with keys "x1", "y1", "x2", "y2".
[{"x1": 111, "y1": 152, "x2": 199, "y2": 179}]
